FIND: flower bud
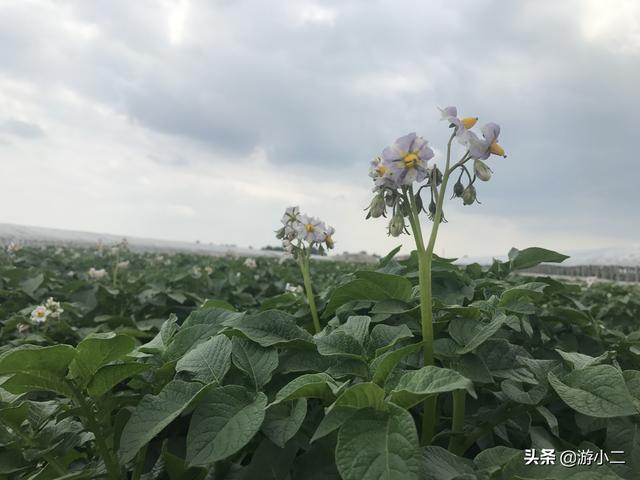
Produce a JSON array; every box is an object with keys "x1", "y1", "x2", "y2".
[
  {"x1": 388, "y1": 212, "x2": 405, "y2": 237},
  {"x1": 462, "y1": 117, "x2": 478, "y2": 129},
  {"x1": 368, "y1": 194, "x2": 386, "y2": 218},
  {"x1": 462, "y1": 185, "x2": 477, "y2": 205},
  {"x1": 428, "y1": 200, "x2": 436, "y2": 215},
  {"x1": 384, "y1": 191, "x2": 397, "y2": 207},
  {"x1": 489, "y1": 142, "x2": 506, "y2": 157},
  {"x1": 453, "y1": 180, "x2": 464, "y2": 197},
  {"x1": 474, "y1": 159, "x2": 492, "y2": 181},
  {"x1": 414, "y1": 193, "x2": 423, "y2": 213},
  {"x1": 275, "y1": 227, "x2": 285, "y2": 239}
]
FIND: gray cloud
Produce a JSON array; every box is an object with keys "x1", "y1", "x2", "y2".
[
  {"x1": 0, "y1": 0, "x2": 638, "y2": 252},
  {"x1": 0, "y1": 119, "x2": 45, "y2": 139}
]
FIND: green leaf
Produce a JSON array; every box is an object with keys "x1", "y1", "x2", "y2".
[
  {"x1": 262, "y1": 399, "x2": 307, "y2": 448},
  {"x1": 501, "y1": 379, "x2": 547, "y2": 405},
  {"x1": 448, "y1": 313, "x2": 506, "y2": 354},
  {"x1": 499, "y1": 282, "x2": 547, "y2": 307},
  {"x1": 231, "y1": 337, "x2": 278, "y2": 390},
  {"x1": 176, "y1": 335, "x2": 232, "y2": 385},
  {"x1": 555, "y1": 349, "x2": 611, "y2": 370},
  {"x1": 623, "y1": 370, "x2": 640, "y2": 413},
  {"x1": 87, "y1": 363, "x2": 152, "y2": 397},
  {"x1": 163, "y1": 324, "x2": 224, "y2": 361},
  {"x1": 118, "y1": 380, "x2": 207, "y2": 464},
  {"x1": 332, "y1": 382, "x2": 386, "y2": 411},
  {"x1": 228, "y1": 310, "x2": 314, "y2": 348},
  {"x1": 69, "y1": 333, "x2": 136, "y2": 382},
  {"x1": 200, "y1": 299, "x2": 237, "y2": 311},
  {"x1": 182, "y1": 307, "x2": 243, "y2": 329},
  {"x1": 379, "y1": 245, "x2": 403, "y2": 268},
  {"x1": 508, "y1": 247, "x2": 569, "y2": 270},
  {"x1": 0, "y1": 345, "x2": 76, "y2": 376},
  {"x1": 336, "y1": 403, "x2": 420, "y2": 480},
  {"x1": 371, "y1": 342, "x2": 424, "y2": 386},
  {"x1": 274, "y1": 373, "x2": 342, "y2": 404},
  {"x1": 316, "y1": 331, "x2": 366, "y2": 360},
  {"x1": 369, "y1": 324, "x2": 413, "y2": 356},
  {"x1": 389, "y1": 367, "x2": 475, "y2": 409},
  {"x1": 334, "y1": 316, "x2": 371, "y2": 346},
  {"x1": 186, "y1": 386, "x2": 267, "y2": 466},
  {"x1": 324, "y1": 272, "x2": 412, "y2": 317},
  {"x1": 20, "y1": 273, "x2": 44, "y2": 297},
  {"x1": 548, "y1": 365, "x2": 637, "y2": 418},
  {"x1": 452, "y1": 354, "x2": 493, "y2": 384},
  {"x1": 311, "y1": 407, "x2": 357, "y2": 443},
  {"x1": 420, "y1": 446, "x2": 476, "y2": 480},
  {"x1": 1, "y1": 371, "x2": 74, "y2": 397}
]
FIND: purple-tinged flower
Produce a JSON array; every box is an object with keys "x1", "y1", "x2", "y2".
[
  {"x1": 465, "y1": 122, "x2": 506, "y2": 160},
  {"x1": 382, "y1": 133, "x2": 434, "y2": 186},
  {"x1": 323, "y1": 225, "x2": 335, "y2": 249},
  {"x1": 295, "y1": 215, "x2": 326, "y2": 243},
  {"x1": 439, "y1": 105, "x2": 478, "y2": 143}
]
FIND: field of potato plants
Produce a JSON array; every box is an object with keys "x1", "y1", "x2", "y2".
[{"x1": 1, "y1": 109, "x2": 639, "y2": 480}]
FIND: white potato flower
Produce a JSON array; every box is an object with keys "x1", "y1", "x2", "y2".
[
  {"x1": 44, "y1": 297, "x2": 63, "y2": 319},
  {"x1": 30, "y1": 305, "x2": 49, "y2": 324},
  {"x1": 243, "y1": 258, "x2": 257, "y2": 269},
  {"x1": 88, "y1": 267, "x2": 108, "y2": 280}
]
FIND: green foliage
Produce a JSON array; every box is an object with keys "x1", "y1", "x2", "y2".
[{"x1": 0, "y1": 245, "x2": 639, "y2": 479}]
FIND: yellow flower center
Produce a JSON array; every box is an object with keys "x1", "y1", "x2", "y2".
[
  {"x1": 375, "y1": 165, "x2": 386, "y2": 177},
  {"x1": 403, "y1": 152, "x2": 419, "y2": 169},
  {"x1": 36, "y1": 310, "x2": 45, "y2": 317},
  {"x1": 305, "y1": 223, "x2": 315, "y2": 233},
  {"x1": 489, "y1": 142, "x2": 506, "y2": 157},
  {"x1": 462, "y1": 117, "x2": 478, "y2": 129}
]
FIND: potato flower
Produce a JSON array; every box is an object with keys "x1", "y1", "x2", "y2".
[
  {"x1": 466, "y1": 122, "x2": 506, "y2": 159},
  {"x1": 44, "y1": 297, "x2": 63, "y2": 319},
  {"x1": 382, "y1": 132, "x2": 435, "y2": 186},
  {"x1": 243, "y1": 258, "x2": 257, "y2": 269},
  {"x1": 30, "y1": 305, "x2": 49, "y2": 324},
  {"x1": 88, "y1": 267, "x2": 108, "y2": 280}
]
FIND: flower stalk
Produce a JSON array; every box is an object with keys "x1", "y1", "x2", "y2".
[
  {"x1": 367, "y1": 105, "x2": 507, "y2": 447},
  {"x1": 298, "y1": 251, "x2": 321, "y2": 334}
]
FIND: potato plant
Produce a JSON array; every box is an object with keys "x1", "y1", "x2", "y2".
[{"x1": 0, "y1": 106, "x2": 639, "y2": 479}]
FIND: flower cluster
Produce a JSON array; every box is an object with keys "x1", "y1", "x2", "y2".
[
  {"x1": 116, "y1": 260, "x2": 130, "y2": 270},
  {"x1": 366, "y1": 106, "x2": 506, "y2": 235},
  {"x1": 243, "y1": 258, "x2": 257, "y2": 269},
  {"x1": 276, "y1": 206, "x2": 335, "y2": 258},
  {"x1": 29, "y1": 297, "x2": 63, "y2": 325},
  {"x1": 88, "y1": 267, "x2": 108, "y2": 280},
  {"x1": 6, "y1": 241, "x2": 22, "y2": 254},
  {"x1": 284, "y1": 283, "x2": 304, "y2": 295}
]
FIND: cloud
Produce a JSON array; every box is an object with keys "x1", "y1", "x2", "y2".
[
  {"x1": 0, "y1": 0, "x2": 637, "y2": 256},
  {"x1": 0, "y1": 119, "x2": 45, "y2": 139}
]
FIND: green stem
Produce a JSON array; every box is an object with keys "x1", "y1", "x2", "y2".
[
  {"x1": 68, "y1": 384, "x2": 121, "y2": 480},
  {"x1": 299, "y1": 253, "x2": 321, "y2": 334},
  {"x1": 448, "y1": 389, "x2": 466, "y2": 454},
  {"x1": 406, "y1": 133, "x2": 457, "y2": 446}
]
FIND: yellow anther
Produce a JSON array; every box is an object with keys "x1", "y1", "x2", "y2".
[
  {"x1": 403, "y1": 152, "x2": 419, "y2": 168},
  {"x1": 375, "y1": 165, "x2": 386, "y2": 176},
  {"x1": 489, "y1": 142, "x2": 506, "y2": 157},
  {"x1": 462, "y1": 117, "x2": 478, "y2": 129},
  {"x1": 325, "y1": 235, "x2": 334, "y2": 248},
  {"x1": 305, "y1": 223, "x2": 315, "y2": 233}
]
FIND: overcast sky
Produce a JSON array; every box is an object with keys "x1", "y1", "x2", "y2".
[{"x1": 1, "y1": 0, "x2": 638, "y2": 258}]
